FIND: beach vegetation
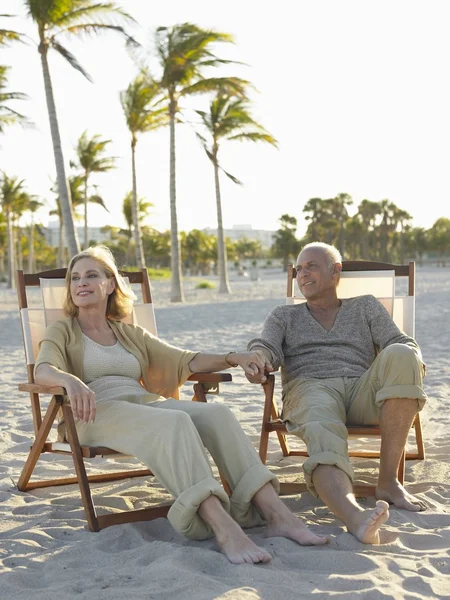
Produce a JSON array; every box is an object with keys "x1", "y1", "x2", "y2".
[
  {"x1": 195, "y1": 90, "x2": 277, "y2": 294},
  {"x1": 152, "y1": 23, "x2": 249, "y2": 303},
  {"x1": 121, "y1": 71, "x2": 167, "y2": 269},
  {"x1": 71, "y1": 131, "x2": 116, "y2": 250}
]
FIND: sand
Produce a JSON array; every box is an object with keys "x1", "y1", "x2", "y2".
[{"x1": 0, "y1": 267, "x2": 449, "y2": 599}]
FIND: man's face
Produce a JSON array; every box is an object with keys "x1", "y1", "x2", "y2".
[{"x1": 295, "y1": 248, "x2": 339, "y2": 300}]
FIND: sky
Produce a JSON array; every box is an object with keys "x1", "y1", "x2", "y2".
[{"x1": 1, "y1": 0, "x2": 449, "y2": 238}]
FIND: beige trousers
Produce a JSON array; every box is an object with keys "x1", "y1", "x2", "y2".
[
  {"x1": 76, "y1": 397, "x2": 278, "y2": 540},
  {"x1": 281, "y1": 344, "x2": 427, "y2": 497}
]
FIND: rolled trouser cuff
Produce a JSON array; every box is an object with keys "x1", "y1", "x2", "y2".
[
  {"x1": 167, "y1": 477, "x2": 230, "y2": 540},
  {"x1": 230, "y1": 463, "x2": 279, "y2": 528},
  {"x1": 376, "y1": 385, "x2": 427, "y2": 410},
  {"x1": 303, "y1": 451, "x2": 354, "y2": 498}
]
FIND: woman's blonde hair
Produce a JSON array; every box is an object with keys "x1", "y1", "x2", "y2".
[{"x1": 63, "y1": 245, "x2": 136, "y2": 320}]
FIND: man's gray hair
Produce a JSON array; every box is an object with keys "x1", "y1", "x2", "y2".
[{"x1": 299, "y1": 242, "x2": 342, "y2": 270}]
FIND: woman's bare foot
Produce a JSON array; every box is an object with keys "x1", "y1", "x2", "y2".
[
  {"x1": 252, "y1": 483, "x2": 329, "y2": 546},
  {"x1": 199, "y1": 495, "x2": 271, "y2": 565},
  {"x1": 376, "y1": 479, "x2": 427, "y2": 511},
  {"x1": 267, "y1": 515, "x2": 330, "y2": 546},
  {"x1": 216, "y1": 519, "x2": 272, "y2": 565},
  {"x1": 347, "y1": 500, "x2": 390, "y2": 544}
]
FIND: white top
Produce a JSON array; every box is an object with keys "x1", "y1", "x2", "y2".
[{"x1": 82, "y1": 333, "x2": 149, "y2": 402}]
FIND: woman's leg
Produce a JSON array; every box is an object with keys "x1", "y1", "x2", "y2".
[{"x1": 76, "y1": 399, "x2": 271, "y2": 563}]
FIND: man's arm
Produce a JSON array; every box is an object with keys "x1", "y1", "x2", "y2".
[
  {"x1": 367, "y1": 295, "x2": 423, "y2": 360},
  {"x1": 246, "y1": 307, "x2": 286, "y2": 383}
]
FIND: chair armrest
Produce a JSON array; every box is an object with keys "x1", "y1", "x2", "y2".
[
  {"x1": 187, "y1": 372, "x2": 232, "y2": 383},
  {"x1": 18, "y1": 383, "x2": 66, "y2": 395}
]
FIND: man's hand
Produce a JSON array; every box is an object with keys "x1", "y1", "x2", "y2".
[{"x1": 233, "y1": 350, "x2": 273, "y2": 383}]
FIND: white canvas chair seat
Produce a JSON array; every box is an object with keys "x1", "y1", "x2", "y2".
[
  {"x1": 16, "y1": 267, "x2": 232, "y2": 532},
  {"x1": 259, "y1": 260, "x2": 424, "y2": 498}
]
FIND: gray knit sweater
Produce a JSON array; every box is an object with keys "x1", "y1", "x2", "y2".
[{"x1": 247, "y1": 295, "x2": 422, "y2": 386}]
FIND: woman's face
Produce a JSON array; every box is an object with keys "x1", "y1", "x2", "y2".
[{"x1": 69, "y1": 257, "x2": 115, "y2": 311}]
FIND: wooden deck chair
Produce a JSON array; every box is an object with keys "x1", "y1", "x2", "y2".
[
  {"x1": 16, "y1": 267, "x2": 232, "y2": 531},
  {"x1": 259, "y1": 260, "x2": 425, "y2": 497}
]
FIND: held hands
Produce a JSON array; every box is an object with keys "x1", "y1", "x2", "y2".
[
  {"x1": 64, "y1": 376, "x2": 96, "y2": 424},
  {"x1": 233, "y1": 351, "x2": 273, "y2": 383}
]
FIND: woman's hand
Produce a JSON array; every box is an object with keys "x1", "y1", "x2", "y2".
[
  {"x1": 233, "y1": 350, "x2": 273, "y2": 383},
  {"x1": 64, "y1": 377, "x2": 96, "y2": 424},
  {"x1": 35, "y1": 364, "x2": 96, "y2": 424}
]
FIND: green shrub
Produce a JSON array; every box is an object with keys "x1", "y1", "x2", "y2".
[{"x1": 195, "y1": 281, "x2": 215, "y2": 290}]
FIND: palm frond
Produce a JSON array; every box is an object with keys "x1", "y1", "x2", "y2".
[
  {"x1": 52, "y1": 3, "x2": 136, "y2": 27},
  {"x1": 88, "y1": 194, "x2": 109, "y2": 211},
  {"x1": 227, "y1": 132, "x2": 278, "y2": 146},
  {"x1": 222, "y1": 169, "x2": 243, "y2": 185},
  {"x1": 181, "y1": 77, "x2": 251, "y2": 97},
  {"x1": 51, "y1": 40, "x2": 93, "y2": 81},
  {"x1": 55, "y1": 23, "x2": 138, "y2": 48}
]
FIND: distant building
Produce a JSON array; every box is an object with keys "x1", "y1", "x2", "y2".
[
  {"x1": 44, "y1": 221, "x2": 111, "y2": 247},
  {"x1": 202, "y1": 224, "x2": 276, "y2": 249}
]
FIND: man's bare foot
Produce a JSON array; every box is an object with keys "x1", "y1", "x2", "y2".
[
  {"x1": 216, "y1": 520, "x2": 272, "y2": 564},
  {"x1": 376, "y1": 480, "x2": 427, "y2": 511},
  {"x1": 347, "y1": 500, "x2": 389, "y2": 544}
]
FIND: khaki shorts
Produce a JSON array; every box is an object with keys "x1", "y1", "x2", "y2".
[{"x1": 281, "y1": 344, "x2": 427, "y2": 497}]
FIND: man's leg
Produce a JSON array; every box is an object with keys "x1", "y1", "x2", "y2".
[
  {"x1": 347, "y1": 343, "x2": 427, "y2": 512},
  {"x1": 312, "y1": 465, "x2": 389, "y2": 544},
  {"x1": 283, "y1": 378, "x2": 389, "y2": 544},
  {"x1": 376, "y1": 398, "x2": 427, "y2": 510}
]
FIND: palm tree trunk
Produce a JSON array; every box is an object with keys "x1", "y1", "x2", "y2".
[
  {"x1": 16, "y1": 222, "x2": 23, "y2": 270},
  {"x1": 38, "y1": 36, "x2": 80, "y2": 258},
  {"x1": 58, "y1": 217, "x2": 64, "y2": 267},
  {"x1": 28, "y1": 217, "x2": 35, "y2": 273},
  {"x1": 84, "y1": 173, "x2": 89, "y2": 250},
  {"x1": 6, "y1": 211, "x2": 15, "y2": 289},
  {"x1": 169, "y1": 96, "x2": 184, "y2": 302},
  {"x1": 131, "y1": 139, "x2": 145, "y2": 268},
  {"x1": 213, "y1": 153, "x2": 231, "y2": 294}
]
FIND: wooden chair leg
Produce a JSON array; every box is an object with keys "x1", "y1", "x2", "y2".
[
  {"x1": 17, "y1": 396, "x2": 62, "y2": 491},
  {"x1": 414, "y1": 414, "x2": 425, "y2": 460},
  {"x1": 397, "y1": 448, "x2": 406, "y2": 485},
  {"x1": 62, "y1": 403, "x2": 99, "y2": 532},
  {"x1": 259, "y1": 376, "x2": 275, "y2": 463},
  {"x1": 270, "y1": 400, "x2": 291, "y2": 457}
]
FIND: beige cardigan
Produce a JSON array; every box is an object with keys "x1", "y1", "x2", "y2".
[{"x1": 35, "y1": 317, "x2": 199, "y2": 440}]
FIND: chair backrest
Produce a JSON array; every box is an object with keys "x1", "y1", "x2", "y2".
[
  {"x1": 286, "y1": 260, "x2": 415, "y2": 337},
  {"x1": 16, "y1": 268, "x2": 157, "y2": 384}
]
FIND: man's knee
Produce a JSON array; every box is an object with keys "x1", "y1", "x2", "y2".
[
  {"x1": 379, "y1": 343, "x2": 420, "y2": 368},
  {"x1": 300, "y1": 420, "x2": 348, "y2": 456}
]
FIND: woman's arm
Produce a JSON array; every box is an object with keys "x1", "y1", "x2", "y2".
[
  {"x1": 35, "y1": 363, "x2": 96, "y2": 424},
  {"x1": 188, "y1": 350, "x2": 273, "y2": 381}
]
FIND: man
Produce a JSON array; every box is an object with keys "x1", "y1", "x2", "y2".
[{"x1": 247, "y1": 242, "x2": 427, "y2": 544}]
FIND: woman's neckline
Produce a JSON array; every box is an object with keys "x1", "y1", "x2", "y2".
[{"x1": 82, "y1": 332, "x2": 118, "y2": 348}]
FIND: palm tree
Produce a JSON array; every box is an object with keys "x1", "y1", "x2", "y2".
[
  {"x1": 23, "y1": 0, "x2": 136, "y2": 257},
  {"x1": 196, "y1": 92, "x2": 277, "y2": 293},
  {"x1": 50, "y1": 174, "x2": 106, "y2": 265},
  {"x1": 0, "y1": 172, "x2": 26, "y2": 288},
  {"x1": 272, "y1": 214, "x2": 299, "y2": 272},
  {"x1": 356, "y1": 199, "x2": 380, "y2": 259},
  {"x1": 121, "y1": 71, "x2": 167, "y2": 268},
  {"x1": 71, "y1": 131, "x2": 115, "y2": 249},
  {"x1": 25, "y1": 197, "x2": 45, "y2": 272},
  {"x1": 155, "y1": 23, "x2": 249, "y2": 302},
  {"x1": 122, "y1": 191, "x2": 153, "y2": 265},
  {"x1": 0, "y1": 65, "x2": 29, "y2": 135}
]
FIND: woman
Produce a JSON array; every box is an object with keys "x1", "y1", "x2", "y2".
[{"x1": 35, "y1": 245, "x2": 328, "y2": 564}]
